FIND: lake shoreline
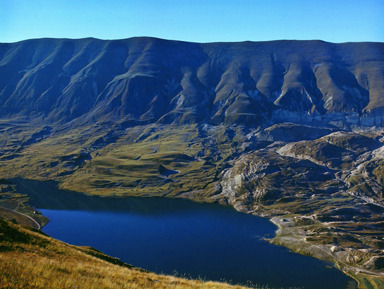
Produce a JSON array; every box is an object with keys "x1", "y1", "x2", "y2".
[
  {"x1": 269, "y1": 216, "x2": 384, "y2": 289},
  {"x1": 10, "y1": 177, "x2": 359, "y2": 288}
]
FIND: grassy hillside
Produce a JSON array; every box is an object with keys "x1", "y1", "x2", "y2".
[{"x1": 0, "y1": 218, "x2": 253, "y2": 289}]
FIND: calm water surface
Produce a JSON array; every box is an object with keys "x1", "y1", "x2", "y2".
[{"x1": 16, "y1": 179, "x2": 356, "y2": 289}]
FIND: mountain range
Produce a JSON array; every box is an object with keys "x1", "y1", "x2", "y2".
[{"x1": 0, "y1": 37, "x2": 383, "y2": 127}]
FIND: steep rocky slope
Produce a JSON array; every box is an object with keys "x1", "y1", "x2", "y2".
[{"x1": 0, "y1": 38, "x2": 383, "y2": 127}]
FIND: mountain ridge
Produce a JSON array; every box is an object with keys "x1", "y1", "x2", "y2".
[
  {"x1": 0, "y1": 37, "x2": 383, "y2": 128},
  {"x1": 7, "y1": 36, "x2": 383, "y2": 44}
]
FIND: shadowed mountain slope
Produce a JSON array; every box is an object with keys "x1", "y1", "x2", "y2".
[{"x1": 0, "y1": 38, "x2": 383, "y2": 127}]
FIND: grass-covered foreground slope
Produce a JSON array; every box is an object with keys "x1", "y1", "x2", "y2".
[{"x1": 0, "y1": 217, "x2": 253, "y2": 289}]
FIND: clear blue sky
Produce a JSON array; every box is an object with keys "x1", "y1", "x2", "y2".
[{"x1": 1, "y1": 0, "x2": 383, "y2": 43}]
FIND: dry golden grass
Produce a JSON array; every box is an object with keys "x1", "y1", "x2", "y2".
[
  {"x1": 0, "y1": 218, "x2": 251, "y2": 289},
  {"x1": 0, "y1": 252, "x2": 250, "y2": 289}
]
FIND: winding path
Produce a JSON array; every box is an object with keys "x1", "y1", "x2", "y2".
[{"x1": 0, "y1": 204, "x2": 41, "y2": 229}]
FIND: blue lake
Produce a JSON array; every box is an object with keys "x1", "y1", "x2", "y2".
[{"x1": 15, "y1": 179, "x2": 356, "y2": 289}]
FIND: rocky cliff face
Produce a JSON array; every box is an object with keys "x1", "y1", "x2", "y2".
[{"x1": 0, "y1": 38, "x2": 383, "y2": 127}]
